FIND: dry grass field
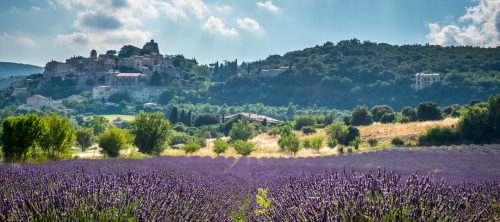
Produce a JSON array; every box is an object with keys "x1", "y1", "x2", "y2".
[
  {"x1": 75, "y1": 118, "x2": 460, "y2": 159},
  {"x1": 102, "y1": 115, "x2": 135, "y2": 123}
]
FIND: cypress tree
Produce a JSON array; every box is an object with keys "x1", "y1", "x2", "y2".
[{"x1": 169, "y1": 106, "x2": 178, "y2": 124}]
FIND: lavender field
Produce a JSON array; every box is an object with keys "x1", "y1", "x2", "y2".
[{"x1": 1, "y1": 145, "x2": 500, "y2": 221}]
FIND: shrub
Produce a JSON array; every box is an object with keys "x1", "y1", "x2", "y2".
[
  {"x1": 268, "y1": 127, "x2": 280, "y2": 137},
  {"x1": 337, "y1": 146, "x2": 344, "y2": 154},
  {"x1": 213, "y1": 138, "x2": 229, "y2": 154},
  {"x1": 391, "y1": 137, "x2": 405, "y2": 147},
  {"x1": 351, "y1": 136, "x2": 361, "y2": 150},
  {"x1": 183, "y1": 143, "x2": 201, "y2": 154},
  {"x1": 293, "y1": 115, "x2": 316, "y2": 130},
  {"x1": 459, "y1": 106, "x2": 489, "y2": 143},
  {"x1": 301, "y1": 126, "x2": 316, "y2": 135},
  {"x1": 233, "y1": 140, "x2": 255, "y2": 156},
  {"x1": 350, "y1": 106, "x2": 373, "y2": 126},
  {"x1": 328, "y1": 139, "x2": 338, "y2": 149},
  {"x1": 380, "y1": 113, "x2": 396, "y2": 124},
  {"x1": 190, "y1": 136, "x2": 207, "y2": 148},
  {"x1": 39, "y1": 113, "x2": 76, "y2": 160},
  {"x1": 418, "y1": 126, "x2": 461, "y2": 146},
  {"x1": 417, "y1": 102, "x2": 442, "y2": 121},
  {"x1": 367, "y1": 138, "x2": 378, "y2": 147},
  {"x1": 347, "y1": 147, "x2": 353, "y2": 153},
  {"x1": 229, "y1": 120, "x2": 256, "y2": 141},
  {"x1": 346, "y1": 126, "x2": 360, "y2": 144},
  {"x1": 1, "y1": 114, "x2": 44, "y2": 162},
  {"x1": 83, "y1": 116, "x2": 109, "y2": 135},
  {"x1": 169, "y1": 132, "x2": 190, "y2": 146},
  {"x1": 131, "y1": 112, "x2": 172, "y2": 155},
  {"x1": 371, "y1": 105, "x2": 394, "y2": 122},
  {"x1": 325, "y1": 122, "x2": 349, "y2": 145},
  {"x1": 304, "y1": 136, "x2": 324, "y2": 152},
  {"x1": 99, "y1": 128, "x2": 129, "y2": 158},
  {"x1": 193, "y1": 113, "x2": 220, "y2": 127}
]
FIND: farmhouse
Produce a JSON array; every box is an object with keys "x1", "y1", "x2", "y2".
[
  {"x1": 225, "y1": 112, "x2": 280, "y2": 126},
  {"x1": 415, "y1": 73, "x2": 440, "y2": 90}
]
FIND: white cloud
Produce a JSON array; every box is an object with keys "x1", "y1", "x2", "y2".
[
  {"x1": 203, "y1": 16, "x2": 239, "y2": 37},
  {"x1": 426, "y1": 0, "x2": 500, "y2": 47},
  {"x1": 0, "y1": 33, "x2": 37, "y2": 48},
  {"x1": 56, "y1": 0, "x2": 72, "y2": 10},
  {"x1": 256, "y1": 0, "x2": 278, "y2": 12},
  {"x1": 157, "y1": 0, "x2": 210, "y2": 21},
  {"x1": 215, "y1": 5, "x2": 232, "y2": 13},
  {"x1": 237, "y1": 18, "x2": 261, "y2": 32},
  {"x1": 57, "y1": 29, "x2": 151, "y2": 49}
]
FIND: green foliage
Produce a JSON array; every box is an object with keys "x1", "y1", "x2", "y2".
[
  {"x1": 487, "y1": 95, "x2": 500, "y2": 140},
  {"x1": 169, "y1": 107, "x2": 179, "y2": 124},
  {"x1": 229, "y1": 120, "x2": 256, "y2": 141},
  {"x1": 193, "y1": 113, "x2": 220, "y2": 127},
  {"x1": 157, "y1": 88, "x2": 176, "y2": 105},
  {"x1": 98, "y1": 128, "x2": 129, "y2": 157},
  {"x1": 350, "y1": 106, "x2": 373, "y2": 126},
  {"x1": 278, "y1": 132, "x2": 300, "y2": 154},
  {"x1": 417, "y1": 102, "x2": 442, "y2": 121},
  {"x1": 169, "y1": 132, "x2": 190, "y2": 146},
  {"x1": 108, "y1": 92, "x2": 131, "y2": 103},
  {"x1": 76, "y1": 127, "x2": 94, "y2": 151},
  {"x1": 367, "y1": 138, "x2": 378, "y2": 147},
  {"x1": 1, "y1": 114, "x2": 44, "y2": 162},
  {"x1": 459, "y1": 106, "x2": 489, "y2": 143},
  {"x1": 337, "y1": 146, "x2": 344, "y2": 154},
  {"x1": 233, "y1": 140, "x2": 255, "y2": 156},
  {"x1": 352, "y1": 136, "x2": 361, "y2": 150},
  {"x1": 325, "y1": 122, "x2": 349, "y2": 145},
  {"x1": 380, "y1": 113, "x2": 396, "y2": 124},
  {"x1": 301, "y1": 126, "x2": 316, "y2": 135},
  {"x1": 39, "y1": 113, "x2": 76, "y2": 160},
  {"x1": 328, "y1": 139, "x2": 338, "y2": 148},
  {"x1": 131, "y1": 112, "x2": 172, "y2": 155},
  {"x1": 182, "y1": 143, "x2": 201, "y2": 154},
  {"x1": 83, "y1": 116, "x2": 109, "y2": 135},
  {"x1": 391, "y1": 137, "x2": 405, "y2": 147},
  {"x1": 213, "y1": 138, "x2": 229, "y2": 154},
  {"x1": 267, "y1": 127, "x2": 280, "y2": 137},
  {"x1": 401, "y1": 106, "x2": 418, "y2": 122},
  {"x1": 303, "y1": 136, "x2": 324, "y2": 152},
  {"x1": 418, "y1": 126, "x2": 461, "y2": 146},
  {"x1": 255, "y1": 188, "x2": 273, "y2": 216},
  {"x1": 293, "y1": 115, "x2": 316, "y2": 130},
  {"x1": 371, "y1": 105, "x2": 394, "y2": 122}
]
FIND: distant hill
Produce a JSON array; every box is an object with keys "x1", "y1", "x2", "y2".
[
  {"x1": 0, "y1": 62, "x2": 43, "y2": 77},
  {"x1": 206, "y1": 39, "x2": 500, "y2": 110}
]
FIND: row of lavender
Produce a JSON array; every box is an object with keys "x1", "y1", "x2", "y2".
[{"x1": 1, "y1": 148, "x2": 500, "y2": 221}]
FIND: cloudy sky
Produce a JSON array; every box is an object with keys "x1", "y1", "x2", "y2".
[{"x1": 0, "y1": 0, "x2": 499, "y2": 66}]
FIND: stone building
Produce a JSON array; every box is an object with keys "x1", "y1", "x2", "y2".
[{"x1": 415, "y1": 73, "x2": 440, "y2": 90}]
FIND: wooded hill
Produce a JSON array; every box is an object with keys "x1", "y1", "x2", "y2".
[{"x1": 206, "y1": 39, "x2": 499, "y2": 110}]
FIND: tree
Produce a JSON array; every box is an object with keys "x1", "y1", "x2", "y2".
[
  {"x1": 229, "y1": 120, "x2": 256, "y2": 141},
  {"x1": 150, "y1": 72, "x2": 163, "y2": 86},
  {"x1": 459, "y1": 106, "x2": 489, "y2": 143},
  {"x1": 325, "y1": 122, "x2": 351, "y2": 146},
  {"x1": 370, "y1": 105, "x2": 394, "y2": 122},
  {"x1": 157, "y1": 88, "x2": 176, "y2": 105},
  {"x1": 278, "y1": 133, "x2": 300, "y2": 154},
  {"x1": 186, "y1": 111, "x2": 193, "y2": 126},
  {"x1": 417, "y1": 102, "x2": 442, "y2": 121},
  {"x1": 293, "y1": 115, "x2": 316, "y2": 130},
  {"x1": 350, "y1": 106, "x2": 373, "y2": 126},
  {"x1": 131, "y1": 112, "x2": 172, "y2": 155},
  {"x1": 380, "y1": 113, "x2": 396, "y2": 123},
  {"x1": 39, "y1": 113, "x2": 76, "y2": 160},
  {"x1": 99, "y1": 127, "x2": 129, "y2": 157},
  {"x1": 401, "y1": 106, "x2": 417, "y2": 122},
  {"x1": 84, "y1": 116, "x2": 109, "y2": 135},
  {"x1": 1, "y1": 114, "x2": 44, "y2": 162},
  {"x1": 233, "y1": 140, "x2": 255, "y2": 156},
  {"x1": 179, "y1": 110, "x2": 186, "y2": 124},
  {"x1": 76, "y1": 127, "x2": 94, "y2": 151},
  {"x1": 108, "y1": 92, "x2": 131, "y2": 103},
  {"x1": 194, "y1": 113, "x2": 220, "y2": 127},
  {"x1": 213, "y1": 138, "x2": 229, "y2": 154},
  {"x1": 169, "y1": 106, "x2": 179, "y2": 124},
  {"x1": 352, "y1": 136, "x2": 361, "y2": 150},
  {"x1": 304, "y1": 135, "x2": 324, "y2": 153},
  {"x1": 487, "y1": 95, "x2": 500, "y2": 140}
]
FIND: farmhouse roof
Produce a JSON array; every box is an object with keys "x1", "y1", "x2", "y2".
[{"x1": 226, "y1": 112, "x2": 279, "y2": 124}]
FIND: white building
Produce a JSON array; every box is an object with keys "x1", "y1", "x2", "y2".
[
  {"x1": 20, "y1": 94, "x2": 64, "y2": 111},
  {"x1": 92, "y1": 86, "x2": 118, "y2": 101},
  {"x1": 130, "y1": 87, "x2": 161, "y2": 103},
  {"x1": 415, "y1": 73, "x2": 440, "y2": 90},
  {"x1": 258, "y1": 67, "x2": 288, "y2": 78}
]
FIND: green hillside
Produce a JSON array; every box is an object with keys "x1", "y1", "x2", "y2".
[
  {"x1": 205, "y1": 39, "x2": 500, "y2": 110},
  {"x1": 0, "y1": 62, "x2": 43, "y2": 77}
]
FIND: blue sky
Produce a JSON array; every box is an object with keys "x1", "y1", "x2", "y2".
[{"x1": 0, "y1": 0, "x2": 498, "y2": 66}]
